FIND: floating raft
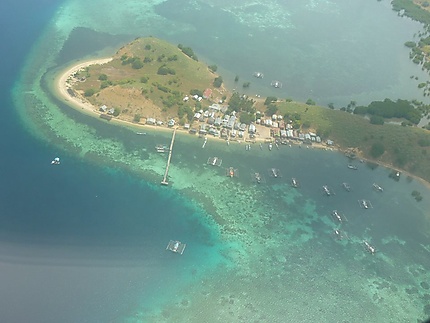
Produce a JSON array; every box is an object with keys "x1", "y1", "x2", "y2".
[{"x1": 166, "y1": 240, "x2": 186, "y2": 255}]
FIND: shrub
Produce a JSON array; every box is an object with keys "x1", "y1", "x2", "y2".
[
  {"x1": 84, "y1": 88, "x2": 96, "y2": 97},
  {"x1": 98, "y1": 74, "x2": 108, "y2": 81},
  {"x1": 370, "y1": 142, "x2": 385, "y2": 158},
  {"x1": 213, "y1": 76, "x2": 223, "y2": 88}
]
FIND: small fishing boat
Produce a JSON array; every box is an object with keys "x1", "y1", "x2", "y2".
[
  {"x1": 51, "y1": 157, "x2": 60, "y2": 165},
  {"x1": 270, "y1": 168, "x2": 280, "y2": 178},
  {"x1": 291, "y1": 178, "x2": 299, "y2": 188},
  {"x1": 342, "y1": 182, "x2": 351, "y2": 192},
  {"x1": 347, "y1": 164, "x2": 358, "y2": 170},
  {"x1": 226, "y1": 167, "x2": 237, "y2": 178},
  {"x1": 322, "y1": 185, "x2": 332, "y2": 196},
  {"x1": 253, "y1": 72, "x2": 264, "y2": 79},
  {"x1": 259, "y1": 143, "x2": 263, "y2": 150},
  {"x1": 332, "y1": 229, "x2": 348, "y2": 241},
  {"x1": 202, "y1": 137, "x2": 207, "y2": 148},
  {"x1": 136, "y1": 132, "x2": 146, "y2": 135},
  {"x1": 271, "y1": 80, "x2": 282, "y2": 88},
  {"x1": 254, "y1": 172, "x2": 262, "y2": 184},
  {"x1": 166, "y1": 240, "x2": 186, "y2": 255},
  {"x1": 207, "y1": 157, "x2": 222, "y2": 167},
  {"x1": 331, "y1": 210, "x2": 347, "y2": 223},
  {"x1": 358, "y1": 199, "x2": 372, "y2": 209},
  {"x1": 268, "y1": 143, "x2": 273, "y2": 151},
  {"x1": 363, "y1": 240, "x2": 376, "y2": 255},
  {"x1": 372, "y1": 183, "x2": 383, "y2": 192},
  {"x1": 155, "y1": 144, "x2": 169, "y2": 153}
]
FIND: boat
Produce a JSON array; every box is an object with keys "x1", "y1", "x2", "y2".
[
  {"x1": 372, "y1": 183, "x2": 383, "y2": 192},
  {"x1": 259, "y1": 143, "x2": 263, "y2": 150},
  {"x1": 358, "y1": 199, "x2": 372, "y2": 209},
  {"x1": 363, "y1": 241, "x2": 376, "y2": 255},
  {"x1": 271, "y1": 80, "x2": 282, "y2": 88},
  {"x1": 331, "y1": 210, "x2": 347, "y2": 223},
  {"x1": 291, "y1": 178, "x2": 299, "y2": 188},
  {"x1": 202, "y1": 137, "x2": 207, "y2": 148},
  {"x1": 226, "y1": 167, "x2": 237, "y2": 178},
  {"x1": 155, "y1": 144, "x2": 169, "y2": 153},
  {"x1": 253, "y1": 72, "x2": 264, "y2": 79},
  {"x1": 51, "y1": 157, "x2": 60, "y2": 165},
  {"x1": 270, "y1": 168, "x2": 280, "y2": 178},
  {"x1": 254, "y1": 172, "x2": 262, "y2": 184},
  {"x1": 322, "y1": 185, "x2": 332, "y2": 196},
  {"x1": 166, "y1": 240, "x2": 186, "y2": 255},
  {"x1": 268, "y1": 143, "x2": 273, "y2": 151},
  {"x1": 207, "y1": 157, "x2": 222, "y2": 167},
  {"x1": 332, "y1": 229, "x2": 348, "y2": 240},
  {"x1": 342, "y1": 182, "x2": 351, "y2": 192},
  {"x1": 245, "y1": 144, "x2": 251, "y2": 151},
  {"x1": 136, "y1": 132, "x2": 146, "y2": 135},
  {"x1": 347, "y1": 164, "x2": 358, "y2": 170}
]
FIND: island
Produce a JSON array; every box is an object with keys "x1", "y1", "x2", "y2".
[{"x1": 55, "y1": 37, "x2": 430, "y2": 184}]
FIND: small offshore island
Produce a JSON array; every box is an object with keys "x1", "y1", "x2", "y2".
[{"x1": 56, "y1": 37, "x2": 430, "y2": 184}]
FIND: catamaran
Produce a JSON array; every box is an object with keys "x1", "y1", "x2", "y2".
[{"x1": 166, "y1": 240, "x2": 186, "y2": 255}]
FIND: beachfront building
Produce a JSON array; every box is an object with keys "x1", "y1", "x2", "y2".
[
  {"x1": 99, "y1": 105, "x2": 108, "y2": 112},
  {"x1": 146, "y1": 117, "x2": 156, "y2": 125},
  {"x1": 248, "y1": 123, "x2": 256, "y2": 134}
]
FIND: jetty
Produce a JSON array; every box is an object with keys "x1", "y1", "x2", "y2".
[{"x1": 161, "y1": 128, "x2": 177, "y2": 186}]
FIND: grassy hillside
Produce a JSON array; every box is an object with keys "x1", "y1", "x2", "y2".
[
  {"x1": 274, "y1": 101, "x2": 430, "y2": 182},
  {"x1": 73, "y1": 37, "x2": 224, "y2": 122}
]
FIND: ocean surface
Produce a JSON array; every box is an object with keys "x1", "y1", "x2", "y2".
[{"x1": 1, "y1": 0, "x2": 430, "y2": 322}]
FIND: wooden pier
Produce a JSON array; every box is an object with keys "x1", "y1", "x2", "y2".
[{"x1": 161, "y1": 128, "x2": 176, "y2": 185}]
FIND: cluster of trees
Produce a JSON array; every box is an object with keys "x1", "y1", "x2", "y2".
[
  {"x1": 177, "y1": 44, "x2": 198, "y2": 61},
  {"x1": 157, "y1": 65, "x2": 176, "y2": 75},
  {"x1": 120, "y1": 55, "x2": 144, "y2": 69},
  {"x1": 354, "y1": 99, "x2": 422, "y2": 124},
  {"x1": 213, "y1": 76, "x2": 223, "y2": 88},
  {"x1": 228, "y1": 92, "x2": 256, "y2": 115},
  {"x1": 208, "y1": 65, "x2": 217, "y2": 72}
]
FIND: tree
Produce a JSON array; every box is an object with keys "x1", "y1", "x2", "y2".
[
  {"x1": 234, "y1": 75, "x2": 239, "y2": 82},
  {"x1": 264, "y1": 96, "x2": 277, "y2": 105},
  {"x1": 98, "y1": 74, "x2": 108, "y2": 81},
  {"x1": 132, "y1": 58, "x2": 143, "y2": 69},
  {"x1": 242, "y1": 82, "x2": 250, "y2": 88},
  {"x1": 208, "y1": 65, "x2": 217, "y2": 72},
  {"x1": 306, "y1": 99, "x2": 316, "y2": 106},
  {"x1": 213, "y1": 76, "x2": 223, "y2": 88},
  {"x1": 84, "y1": 88, "x2": 96, "y2": 97},
  {"x1": 265, "y1": 104, "x2": 278, "y2": 116},
  {"x1": 328, "y1": 103, "x2": 335, "y2": 109},
  {"x1": 133, "y1": 114, "x2": 141, "y2": 122},
  {"x1": 370, "y1": 142, "x2": 385, "y2": 158}
]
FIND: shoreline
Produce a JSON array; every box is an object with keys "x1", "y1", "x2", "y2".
[{"x1": 53, "y1": 58, "x2": 430, "y2": 190}]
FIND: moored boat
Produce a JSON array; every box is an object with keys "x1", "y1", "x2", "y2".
[
  {"x1": 363, "y1": 240, "x2": 376, "y2": 255},
  {"x1": 166, "y1": 240, "x2": 186, "y2": 255},
  {"x1": 51, "y1": 157, "x2": 60, "y2": 165},
  {"x1": 347, "y1": 164, "x2": 358, "y2": 170},
  {"x1": 323, "y1": 185, "x2": 332, "y2": 196},
  {"x1": 291, "y1": 178, "x2": 299, "y2": 188},
  {"x1": 372, "y1": 183, "x2": 383, "y2": 192},
  {"x1": 155, "y1": 144, "x2": 169, "y2": 153}
]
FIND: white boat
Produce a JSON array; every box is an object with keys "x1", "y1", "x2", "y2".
[
  {"x1": 363, "y1": 241, "x2": 376, "y2": 255},
  {"x1": 253, "y1": 72, "x2": 264, "y2": 79},
  {"x1": 268, "y1": 143, "x2": 273, "y2": 151},
  {"x1": 291, "y1": 178, "x2": 299, "y2": 188},
  {"x1": 202, "y1": 137, "x2": 207, "y2": 148},
  {"x1": 270, "y1": 168, "x2": 280, "y2": 178},
  {"x1": 226, "y1": 167, "x2": 237, "y2": 178},
  {"x1": 332, "y1": 229, "x2": 348, "y2": 240},
  {"x1": 358, "y1": 199, "x2": 372, "y2": 209},
  {"x1": 271, "y1": 80, "x2": 282, "y2": 88},
  {"x1": 322, "y1": 185, "x2": 332, "y2": 196},
  {"x1": 51, "y1": 157, "x2": 60, "y2": 165},
  {"x1": 136, "y1": 132, "x2": 146, "y2": 135},
  {"x1": 331, "y1": 210, "x2": 347, "y2": 223},
  {"x1": 347, "y1": 164, "x2": 358, "y2": 170},
  {"x1": 207, "y1": 157, "x2": 222, "y2": 167},
  {"x1": 372, "y1": 183, "x2": 383, "y2": 192},
  {"x1": 166, "y1": 240, "x2": 186, "y2": 255},
  {"x1": 254, "y1": 172, "x2": 262, "y2": 184},
  {"x1": 155, "y1": 144, "x2": 169, "y2": 153}
]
